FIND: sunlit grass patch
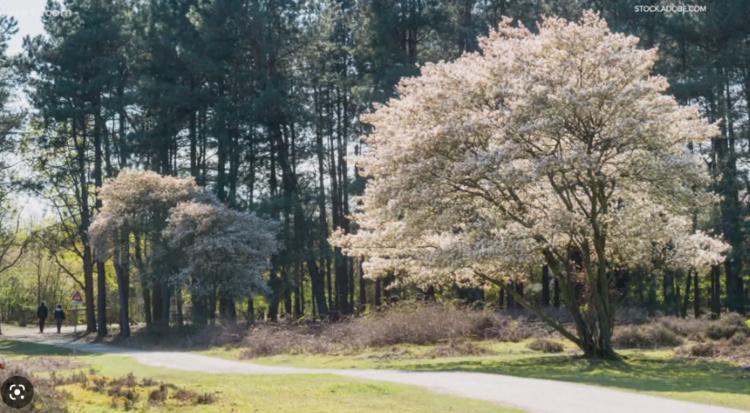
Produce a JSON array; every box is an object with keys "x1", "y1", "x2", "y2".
[
  {"x1": 215, "y1": 340, "x2": 750, "y2": 411},
  {"x1": 0, "y1": 340, "x2": 521, "y2": 413}
]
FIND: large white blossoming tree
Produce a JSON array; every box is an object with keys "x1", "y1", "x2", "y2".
[{"x1": 335, "y1": 12, "x2": 727, "y2": 358}]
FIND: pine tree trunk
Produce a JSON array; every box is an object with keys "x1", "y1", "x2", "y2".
[
  {"x1": 83, "y1": 248, "x2": 97, "y2": 334},
  {"x1": 76, "y1": 119, "x2": 97, "y2": 334},
  {"x1": 681, "y1": 270, "x2": 692, "y2": 318},
  {"x1": 115, "y1": 231, "x2": 130, "y2": 337},
  {"x1": 553, "y1": 278, "x2": 560, "y2": 308},
  {"x1": 176, "y1": 289, "x2": 184, "y2": 327},
  {"x1": 506, "y1": 282, "x2": 516, "y2": 309},
  {"x1": 711, "y1": 265, "x2": 721, "y2": 317},
  {"x1": 541, "y1": 265, "x2": 550, "y2": 307},
  {"x1": 94, "y1": 109, "x2": 107, "y2": 337},
  {"x1": 374, "y1": 279, "x2": 382, "y2": 307},
  {"x1": 663, "y1": 271, "x2": 676, "y2": 316},
  {"x1": 358, "y1": 258, "x2": 367, "y2": 310},
  {"x1": 648, "y1": 271, "x2": 658, "y2": 316},
  {"x1": 247, "y1": 297, "x2": 255, "y2": 326},
  {"x1": 96, "y1": 262, "x2": 107, "y2": 336},
  {"x1": 152, "y1": 282, "x2": 163, "y2": 328},
  {"x1": 694, "y1": 270, "x2": 702, "y2": 318}
]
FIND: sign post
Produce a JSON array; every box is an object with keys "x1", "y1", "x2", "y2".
[{"x1": 71, "y1": 291, "x2": 83, "y2": 333}]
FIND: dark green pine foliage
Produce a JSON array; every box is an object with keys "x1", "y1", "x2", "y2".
[
  {"x1": 23, "y1": 0, "x2": 130, "y2": 334},
  {"x1": 14, "y1": 0, "x2": 750, "y2": 328}
]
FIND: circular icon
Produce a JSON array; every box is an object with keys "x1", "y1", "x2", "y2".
[{"x1": 1, "y1": 376, "x2": 34, "y2": 409}]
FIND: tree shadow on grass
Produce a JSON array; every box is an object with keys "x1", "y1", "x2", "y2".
[
  {"x1": 399, "y1": 353, "x2": 750, "y2": 396},
  {"x1": 0, "y1": 340, "x2": 78, "y2": 357},
  {"x1": 0, "y1": 339, "x2": 111, "y2": 359}
]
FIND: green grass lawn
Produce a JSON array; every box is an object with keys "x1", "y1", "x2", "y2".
[
  {"x1": 203, "y1": 340, "x2": 750, "y2": 411},
  {"x1": 0, "y1": 340, "x2": 521, "y2": 413}
]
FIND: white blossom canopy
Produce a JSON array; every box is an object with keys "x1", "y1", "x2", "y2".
[
  {"x1": 335, "y1": 11, "x2": 727, "y2": 288},
  {"x1": 165, "y1": 201, "x2": 279, "y2": 298}
]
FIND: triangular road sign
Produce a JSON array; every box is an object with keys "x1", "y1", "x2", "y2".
[{"x1": 71, "y1": 291, "x2": 83, "y2": 304}]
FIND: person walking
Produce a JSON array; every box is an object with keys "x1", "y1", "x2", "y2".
[
  {"x1": 37, "y1": 302, "x2": 48, "y2": 334},
  {"x1": 54, "y1": 305, "x2": 65, "y2": 334}
]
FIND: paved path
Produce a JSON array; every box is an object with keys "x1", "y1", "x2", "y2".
[{"x1": 3, "y1": 328, "x2": 745, "y2": 413}]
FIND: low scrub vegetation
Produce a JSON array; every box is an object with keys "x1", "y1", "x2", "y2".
[
  {"x1": 612, "y1": 324, "x2": 683, "y2": 348},
  {"x1": 705, "y1": 313, "x2": 750, "y2": 340},
  {"x1": 56, "y1": 371, "x2": 218, "y2": 411},
  {"x1": 241, "y1": 303, "x2": 551, "y2": 358},
  {"x1": 609, "y1": 313, "x2": 750, "y2": 363},
  {"x1": 0, "y1": 365, "x2": 69, "y2": 413},
  {"x1": 1, "y1": 356, "x2": 218, "y2": 412},
  {"x1": 112, "y1": 324, "x2": 248, "y2": 349},
  {"x1": 238, "y1": 303, "x2": 750, "y2": 364}
]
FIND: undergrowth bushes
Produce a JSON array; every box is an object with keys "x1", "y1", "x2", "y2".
[
  {"x1": 0, "y1": 365, "x2": 69, "y2": 413},
  {"x1": 238, "y1": 302, "x2": 750, "y2": 362},
  {"x1": 705, "y1": 313, "x2": 750, "y2": 340},
  {"x1": 612, "y1": 324, "x2": 683, "y2": 348},
  {"x1": 241, "y1": 302, "x2": 551, "y2": 358},
  {"x1": 612, "y1": 313, "x2": 750, "y2": 363},
  {"x1": 62, "y1": 372, "x2": 218, "y2": 411}
]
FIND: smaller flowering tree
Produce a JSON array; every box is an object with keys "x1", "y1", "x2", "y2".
[
  {"x1": 91, "y1": 170, "x2": 279, "y2": 328},
  {"x1": 164, "y1": 200, "x2": 279, "y2": 323},
  {"x1": 90, "y1": 170, "x2": 201, "y2": 334},
  {"x1": 334, "y1": 12, "x2": 727, "y2": 358}
]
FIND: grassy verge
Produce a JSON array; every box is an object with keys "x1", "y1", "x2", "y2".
[
  {"x1": 0, "y1": 340, "x2": 521, "y2": 413},
  {"x1": 202, "y1": 340, "x2": 750, "y2": 411}
]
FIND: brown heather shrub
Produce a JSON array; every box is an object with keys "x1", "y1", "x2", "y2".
[
  {"x1": 526, "y1": 338, "x2": 565, "y2": 353},
  {"x1": 705, "y1": 313, "x2": 750, "y2": 340},
  {"x1": 84, "y1": 374, "x2": 218, "y2": 409},
  {"x1": 91, "y1": 377, "x2": 108, "y2": 393},
  {"x1": 170, "y1": 388, "x2": 217, "y2": 405},
  {"x1": 654, "y1": 317, "x2": 710, "y2": 340},
  {"x1": 195, "y1": 392, "x2": 218, "y2": 405},
  {"x1": 677, "y1": 339, "x2": 750, "y2": 364},
  {"x1": 241, "y1": 302, "x2": 552, "y2": 358},
  {"x1": 110, "y1": 373, "x2": 138, "y2": 388},
  {"x1": 148, "y1": 384, "x2": 168, "y2": 404},
  {"x1": 239, "y1": 305, "x2": 750, "y2": 360},
  {"x1": 336, "y1": 303, "x2": 498, "y2": 346},
  {"x1": 729, "y1": 331, "x2": 748, "y2": 346},
  {"x1": 241, "y1": 325, "x2": 337, "y2": 358},
  {"x1": 0, "y1": 366, "x2": 69, "y2": 413},
  {"x1": 50, "y1": 370, "x2": 88, "y2": 386},
  {"x1": 685, "y1": 342, "x2": 717, "y2": 357},
  {"x1": 612, "y1": 324, "x2": 683, "y2": 348}
]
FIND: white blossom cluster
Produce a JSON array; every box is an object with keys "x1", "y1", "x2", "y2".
[
  {"x1": 90, "y1": 170, "x2": 279, "y2": 298},
  {"x1": 165, "y1": 200, "x2": 279, "y2": 298},
  {"x1": 334, "y1": 12, "x2": 727, "y2": 288}
]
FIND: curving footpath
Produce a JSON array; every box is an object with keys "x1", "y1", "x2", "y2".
[{"x1": 4, "y1": 329, "x2": 745, "y2": 413}]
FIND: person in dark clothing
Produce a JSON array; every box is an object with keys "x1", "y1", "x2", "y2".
[
  {"x1": 37, "y1": 302, "x2": 48, "y2": 333},
  {"x1": 54, "y1": 305, "x2": 65, "y2": 334}
]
